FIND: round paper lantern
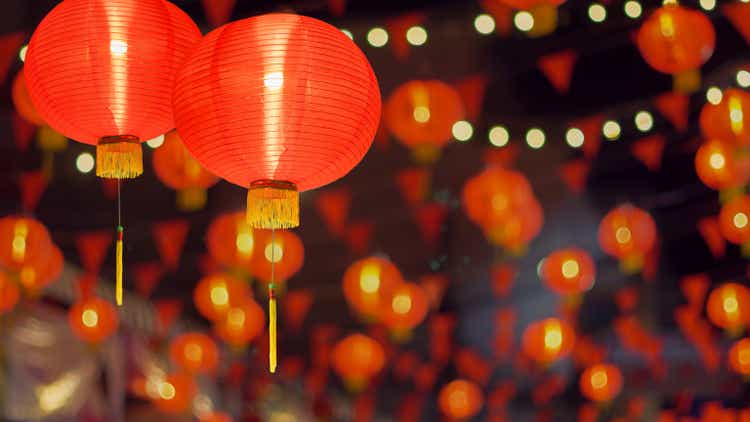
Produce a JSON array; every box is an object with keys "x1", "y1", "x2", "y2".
[
  {"x1": 12, "y1": 69, "x2": 45, "y2": 126},
  {"x1": 206, "y1": 212, "x2": 256, "y2": 272},
  {"x1": 695, "y1": 139, "x2": 750, "y2": 190},
  {"x1": 381, "y1": 282, "x2": 429, "y2": 335},
  {"x1": 153, "y1": 131, "x2": 218, "y2": 211},
  {"x1": 68, "y1": 297, "x2": 119, "y2": 344},
  {"x1": 169, "y1": 332, "x2": 220, "y2": 375},
  {"x1": 728, "y1": 338, "x2": 750, "y2": 376},
  {"x1": 19, "y1": 245, "x2": 63, "y2": 296},
  {"x1": 483, "y1": 198, "x2": 544, "y2": 253},
  {"x1": 540, "y1": 248, "x2": 596, "y2": 296},
  {"x1": 636, "y1": 3, "x2": 715, "y2": 75},
  {"x1": 194, "y1": 274, "x2": 251, "y2": 322},
  {"x1": 598, "y1": 204, "x2": 657, "y2": 271},
  {"x1": 719, "y1": 195, "x2": 750, "y2": 245},
  {"x1": 437, "y1": 379, "x2": 484, "y2": 421},
  {"x1": 700, "y1": 89, "x2": 750, "y2": 147},
  {"x1": 214, "y1": 299, "x2": 265, "y2": 348},
  {"x1": 0, "y1": 216, "x2": 53, "y2": 271},
  {"x1": 331, "y1": 333, "x2": 386, "y2": 391},
  {"x1": 706, "y1": 282, "x2": 750, "y2": 332},
  {"x1": 24, "y1": 0, "x2": 201, "y2": 179},
  {"x1": 342, "y1": 256, "x2": 403, "y2": 320},
  {"x1": 522, "y1": 317, "x2": 576, "y2": 364},
  {"x1": 462, "y1": 167, "x2": 537, "y2": 229},
  {"x1": 153, "y1": 373, "x2": 196, "y2": 414},
  {"x1": 384, "y1": 80, "x2": 465, "y2": 163},
  {"x1": 579, "y1": 364, "x2": 623, "y2": 403},
  {"x1": 173, "y1": 13, "x2": 380, "y2": 230},
  {"x1": 250, "y1": 229, "x2": 304, "y2": 284},
  {"x1": 0, "y1": 272, "x2": 20, "y2": 314}
]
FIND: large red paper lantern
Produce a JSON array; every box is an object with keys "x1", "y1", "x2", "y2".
[
  {"x1": 636, "y1": 3, "x2": 715, "y2": 75},
  {"x1": 728, "y1": 338, "x2": 750, "y2": 376},
  {"x1": 193, "y1": 274, "x2": 251, "y2": 322},
  {"x1": 719, "y1": 195, "x2": 750, "y2": 246},
  {"x1": 695, "y1": 139, "x2": 750, "y2": 190},
  {"x1": 206, "y1": 212, "x2": 256, "y2": 272},
  {"x1": 214, "y1": 299, "x2": 265, "y2": 348},
  {"x1": 579, "y1": 363, "x2": 623, "y2": 403},
  {"x1": 169, "y1": 332, "x2": 220, "y2": 375},
  {"x1": 522, "y1": 317, "x2": 576, "y2": 364},
  {"x1": 598, "y1": 204, "x2": 657, "y2": 272},
  {"x1": 437, "y1": 379, "x2": 484, "y2": 420},
  {"x1": 12, "y1": 69, "x2": 45, "y2": 126},
  {"x1": 173, "y1": 13, "x2": 381, "y2": 229},
  {"x1": 700, "y1": 89, "x2": 750, "y2": 147},
  {"x1": 540, "y1": 248, "x2": 596, "y2": 296},
  {"x1": 706, "y1": 282, "x2": 750, "y2": 333},
  {"x1": 342, "y1": 256, "x2": 403, "y2": 320},
  {"x1": 331, "y1": 333, "x2": 386, "y2": 391},
  {"x1": 68, "y1": 297, "x2": 119, "y2": 344},
  {"x1": 24, "y1": 0, "x2": 201, "y2": 179}
]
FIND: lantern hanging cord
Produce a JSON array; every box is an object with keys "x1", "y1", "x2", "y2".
[
  {"x1": 115, "y1": 180, "x2": 124, "y2": 306},
  {"x1": 269, "y1": 225, "x2": 278, "y2": 373}
]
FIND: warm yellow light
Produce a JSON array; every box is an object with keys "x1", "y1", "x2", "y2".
[
  {"x1": 709, "y1": 152, "x2": 726, "y2": 170},
  {"x1": 19, "y1": 45, "x2": 27, "y2": 62},
  {"x1": 492, "y1": 194, "x2": 509, "y2": 212},
  {"x1": 734, "y1": 212, "x2": 748, "y2": 229},
  {"x1": 724, "y1": 294, "x2": 739, "y2": 314},
  {"x1": 565, "y1": 128, "x2": 585, "y2": 148},
  {"x1": 659, "y1": 12, "x2": 675, "y2": 38},
  {"x1": 76, "y1": 153, "x2": 95, "y2": 173},
  {"x1": 588, "y1": 4, "x2": 607, "y2": 23},
  {"x1": 474, "y1": 14, "x2": 496, "y2": 35},
  {"x1": 11, "y1": 221, "x2": 27, "y2": 263},
  {"x1": 146, "y1": 134, "x2": 165, "y2": 149},
  {"x1": 489, "y1": 126, "x2": 510, "y2": 147},
  {"x1": 730, "y1": 96, "x2": 744, "y2": 135},
  {"x1": 110, "y1": 40, "x2": 128, "y2": 56},
  {"x1": 624, "y1": 1, "x2": 642, "y2": 19},
  {"x1": 526, "y1": 128, "x2": 545, "y2": 149},
  {"x1": 603, "y1": 120, "x2": 621, "y2": 140},
  {"x1": 590, "y1": 370, "x2": 608, "y2": 389},
  {"x1": 737, "y1": 70, "x2": 750, "y2": 88},
  {"x1": 392, "y1": 294, "x2": 413, "y2": 315},
  {"x1": 740, "y1": 349, "x2": 750, "y2": 365},
  {"x1": 158, "y1": 381, "x2": 176, "y2": 400},
  {"x1": 264, "y1": 72, "x2": 284, "y2": 90},
  {"x1": 706, "y1": 87, "x2": 723, "y2": 105},
  {"x1": 341, "y1": 29, "x2": 353, "y2": 40},
  {"x1": 236, "y1": 231, "x2": 254, "y2": 256},
  {"x1": 227, "y1": 308, "x2": 246, "y2": 327},
  {"x1": 615, "y1": 227, "x2": 632, "y2": 244},
  {"x1": 367, "y1": 28, "x2": 389, "y2": 47},
  {"x1": 452, "y1": 120, "x2": 474, "y2": 142},
  {"x1": 413, "y1": 106, "x2": 431, "y2": 123},
  {"x1": 514, "y1": 11, "x2": 535, "y2": 32},
  {"x1": 81, "y1": 309, "x2": 99, "y2": 328},
  {"x1": 185, "y1": 343, "x2": 203, "y2": 362},
  {"x1": 634, "y1": 111, "x2": 654, "y2": 132},
  {"x1": 544, "y1": 322, "x2": 563, "y2": 351},
  {"x1": 264, "y1": 242, "x2": 284, "y2": 263},
  {"x1": 699, "y1": 0, "x2": 716, "y2": 11},
  {"x1": 561, "y1": 259, "x2": 580, "y2": 279},
  {"x1": 406, "y1": 26, "x2": 428, "y2": 46},
  {"x1": 359, "y1": 262, "x2": 381, "y2": 294},
  {"x1": 209, "y1": 284, "x2": 229, "y2": 306}
]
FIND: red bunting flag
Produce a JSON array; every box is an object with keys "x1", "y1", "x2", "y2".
[
  {"x1": 396, "y1": 167, "x2": 431, "y2": 207},
  {"x1": 578, "y1": 404, "x2": 599, "y2": 422},
  {"x1": 490, "y1": 264, "x2": 516, "y2": 297},
  {"x1": 455, "y1": 74, "x2": 488, "y2": 121},
  {"x1": 344, "y1": 220, "x2": 375, "y2": 256},
  {"x1": 311, "y1": 324, "x2": 339, "y2": 370},
  {"x1": 631, "y1": 135, "x2": 666, "y2": 171},
  {"x1": 18, "y1": 171, "x2": 48, "y2": 212},
  {"x1": 680, "y1": 273, "x2": 710, "y2": 310},
  {"x1": 487, "y1": 381, "x2": 517, "y2": 413},
  {"x1": 653, "y1": 92, "x2": 689, "y2": 133},
  {"x1": 12, "y1": 112, "x2": 35, "y2": 151},
  {"x1": 537, "y1": 50, "x2": 578, "y2": 94},
  {"x1": 420, "y1": 273, "x2": 448, "y2": 310},
  {"x1": 559, "y1": 159, "x2": 590, "y2": 194},
  {"x1": 723, "y1": 2, "x2": 750, "y2": 45},
  {"x1": 201, "y1": 0, "x2": 236, "y2": 28},
  {"x1": 152, "y1": 219, "x2": 189, "y2": 271},
  {"x1": 697, "y1": 216, "x2": 726, "y2": 259},
  {"x1": 132, "y1": 261, "x2": 163, "y2": 298},
  {"x1": 75, "y1": 231, "x2": 112, "y2": 274},
  {"x1": 414, "y1": 202, "x2": 447, "y2": 249},
  {"x1": 154, "y1": 299, "x2": 182, "y2": 334},
  {"x1": 385, "y1": 13, "x2": 426, "y2": 61},
  {"x1": 283, "y1": 289, "x2": 314, "y2": 332},
  {"x1": 571, "y1": 114, "x2": 605, "y2": 159},
  {"x1": 328, "y1": 0, "x2": 347, "y2": 17},
  {"x1": 315, "y1": 188, "x2": 351, "y2": 238},
  {"x1": 76, "y1": 273, "x2": 97, "y2": 300},
  {"x1": 0, "y1": 32, "x2": 24, "y2": 83}
]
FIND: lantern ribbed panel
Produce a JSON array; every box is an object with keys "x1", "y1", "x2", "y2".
[
  {"x1": 173, "y1": 14, "x2": 381, "y2": 192},
  {"x1": 24, "y1": 0, "x2": 201, "y2": 145}
]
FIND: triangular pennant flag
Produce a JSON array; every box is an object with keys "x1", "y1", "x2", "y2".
[
  {"x1": 328, "y1": 0, "x2": 347, "y2": 17},
  {"x1": 154, "y1": 299, "x2": 183, "y2": 334},
  {"x1": 558, "y1": 159, "x2": 590, "y2": 194},
  {"x1": 414, "y1": 202, "x2": 447, "y2": 249},
  {"x1": 479, "y1": 0, "x2": 514, "y2": 37},
  {"x1": 132, "y1": 261, "x2": 164, "y2": 298},
  {"x1": 680, "y1": 273, "x2": 710, "y2": 310},
  {"x1": 314, "y1": 188, "x2": 351, "y2": 238},
  {"x1": 697, "y1": 217, "x2": 726, "y2": 259},
  {"x1": 455, "y1": 348, "x2": 493, "y2": 386},
  {"x1": 0, "y1": 32, "x2": 24, "y2": 83},
  {"x1": 12, "y1": 112, "x2": 35, "y2": 151},
  {"x1": 201, "y1": 0, "x2": 236, "y2": 28},
  {"x1": 723, "y1": 3, "x2": 750, "y2": 45},
  {"x1": 152, "y1": 219, "x2": 189, "y2": 271},
  {"x1": 283, "y1": 289, "x2": 314, "y2": 332},
  {"x1": 653, "y1": 92, "x2": 689, "y2": 133},
  {"x1": 18, "y1": 171, "x2": 48, "y2": 212},
  {"x1": 419, "y1": 273, "x2": 448, "y2": 310},
  {"x1": 483, "y1": 144, "x2": 519, "y2": 168},
  {"x1": 76, "y1": 273, "x2": 98, "y2": 300},
  {"x1": 395, "y1": 167, "x2": 431, "y2": 207},
  {"x1": 455, "y1": 74, "x2": 488, "y2": 121},
  {"x1": 537, "y1": 50, "x2": 578, "y2": 94},
  {"x1": 490, "y1": 264, "x2": 516, "y2": 297},
  {"x1": 572, "y1": 114, "x2": 605, "y2": 159},
  {"x1": 385, "y1": 13, "x2": 425, "y2": 61},
  {"x1": 631, "y1": 135, "x2": 666, "y2": 171},
  {"x1": 75, "y1": 231, "x2": 113, "y2": 274},
  {"x1": 344, "y1": 220, "x2": 375, "y2": 256}
]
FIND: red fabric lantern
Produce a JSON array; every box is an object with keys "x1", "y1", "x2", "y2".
[
  {"x1": 0, "y1": 272, "x2": 19, "y2": 314},
  {"x1": 719, "y1": 195, "x2": 750, "y2": 245},
  {"x1": 636, "y1": 3, "x2": 715, "y2": 75},
  {"x1": 381, "y1": 282, "x2": 430, "y2": 336},
  {"x1": 695, "y1": 139, "x2": 750, "y2": 190},
  {"x1": 206, "y1": 212, "x2": 256, "y2": 272},
  {"x1": 706, "y1": 282, "x2": 750, "y2": 332},
  {"x1": 250, "y1": 229, "x2": 304, "y2": 284},
  {"x1": 342, "y1": 256, "x2": 403, "y2": 320},
  {"x1": 168, "y1": 332, "x2": 220, "y2": 375},
  {"x1": 540, "y1": 248, "x2": 596, "y2": 296},
  {"x1": 152, "y1": 373, "x2": 196, "y2": 414},
  {"x1": 193, "y1": 273, "x2": 251, "y2": 322},
  {"x1": 579, "y1": 364, "x2": 623, "y2": 403},
  {"x1": 700, "y1": 89, "x2": 750, "y2": 147},
  {"x1": 522, "y1": 317, "x2": 576, "y2": 364},
  {"x1": 214, "y1": 298, "x2": 265, "y2": 348},
  {"x1": 24, "y1": 0, "x2": 201, "y2": 179},
  {"x1": 728, "y1": 338, "x2": 750, "y2": 376},
  {"x1": 331, "y1": 333, "x2": 386, "y2": 391},
  {"x1": 598, "y1": 204, "x2": 657, "y2": 272},
  {"x1": 12, "y1": 69, "x2": 45, "y2": 126},
  {"x1": 153, "y1": 131, "x2": 218, "y2": 211},
  {"x1": 173, "y1": 13, "x2": 380, "y2": 229},
  {"x1": 68, "y1": 297, "x2": 119, "y2": 344},
  {"x1": 437, "y1": 379, "x2": 484, "y2": 420}
]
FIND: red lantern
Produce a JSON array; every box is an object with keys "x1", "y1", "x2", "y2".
[
  {"x1": 0, "y1": 272, "x2": 19, "y2": 314},
  {"x1": 579, "y1": 363, "x2": 623, "y2": 403},
  {"x1": 483, "y1": 198, "x2": 544, "y2": 253},
  {"x1": 384, "y1": 80, "x2": 465, "y2": 162},
  {"x1": 706, "y1": 282, "x2": 750, "y2": 333},
  {"x1": 437, "y1": 379, "x2": 484, "y2": 421},
  {"x1": 331, "y1": 333, "x2": 386, "y2": 391},
  {"x1": 522, "y1": 317, "x2": 576, "y2": 364},
  {"x1": 700, "y1": 89, "x2": 750, "y2": 147},
  {"x1": 0, "y1": 216, "x2": 53, "y2": 271},
  {"x1": 18, "y1": 245, "x2": 63, "y2": 296},
  {"x1": 12, "y1": 69, "x2": 45, "y2": 126},
  {"x1": 152, "y1": 373, "x2": 196, "y2": 414},
  {"x1": 636, "y1": 3, "x2": 715, "y2": 75},
  {"x1": 250, "y1": 229, "x2": 304, "y2": 284},
  {"x1": 173, "y1": 13, "x2": 380, "y2": 229},
  {"x1": 695, "y1": 139, "x2": 750, "y2": 190},
  {"x1": 68, "y1": 297, "x2": 119, "y2": 344},
  {"x1": 153, "y1": 131, "x2": 218, "y2": 211},
  {"x1": 193, "y1": 274, "x2": 251, "y2": 322},
  {"x1": 342, "y1": 256, "x2": 403, "y2": 320},
  {"x1": 206, "y1": 212, "x2": 256, "y2": 272},
  {"x1": 381, "y1": 282, "x2": 430, "y2": 336},
  {"x1": 168, "y1": 332, "x2": 220, "y2": 375},
  {"x1": 24, "y1": 0, "x2": 201, "y2": 179},
  {"x1": 214, "y1": 299, "x2": 265, "y2": 348},
  {"x1": 728, "y1": 338, "x2": 750, "y2": 376},
  {"x1": 540, "y1": 248, "x2": 596, "y2": 296},
  {"x1": 598, "y1": 204, "x2": 657, "y2": 271},
  {"x1": 719, "y1": 195, "x2": 750, "y2": 245}
]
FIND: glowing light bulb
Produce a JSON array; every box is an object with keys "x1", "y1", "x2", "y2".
[
  {"x1": 82, "y1": 309, "x2": 98, "y2": 328},
  {"x1": 489, "y1": 126, "x2": 509, "y2": 147},
  {"x1": 452, "y1": 121, "x2": 474, "y2": 142},
  {"x1": 406, "y1": 26, "x2": 428, "y2": 46},
  {"x1": 706, "y1": 87, "x2": 723, "y2": 105},
  {"x1": 615, "y1": 227, "x2": 632, "y2": 244},
  {"x1": 514, "y1": 11, "x2": 535, "y2": 32},
  {"x1": 544, "y1": 323, "x2": 563, "y2": 351},
  {"x1": 634, "y1": 111, "x2": 654, "y2": 132},
  {"x1": 76, "y1": 153, "x2": 95, "y2": 173},
  {"x1": 367, "y1": 28, "x2": 389, "y2": 47},
  {"x1": 624, "y1": 1, "x2": 642, "y2": 18},
  {"x1": 474, "y1": 14, "x2": 496, "y2": 35},
  {"x1": 734, "y1": 212, "x2": 748, "y2": 229},
  {"x1": 565, "y1": 128, "x2": 585, "y2": 148},
  {"x1": 709, "y1": 152, "x2": 726, "y2": 170},
  {"x1": 392, "y1": 294, "x2": 413, "y2": 314},
  {"x1": 699, "y1": 0, "x2": 716, "y2": 10},
  {"x1": 561, "y1": 259, "x2": 580, "y2": 279},
  {"x1": 413, "y1": 106, "x2": 431, "y2": 123},
  {"x1": 588, "y1": 4, "x2": 607, "y2": 23},
  {"x1": 359, "y1": 263, "x2": 382, "y2": 294},
  {"x1": 158, "y1": 382, "x2": 176, "y2": 400},
  {"x1": 110, "y1": 40, "x2": 128, "y2": 56},
  {"x1": 236, "y1": 231, "x2": 254, "y2": 256},
  {"x1": 526, "y1": 128, "x2": 545, "y2": 149},
  {"x1": 19, "y1": 45, "x2": 27, "y2": 62},
  {"x1": 265, "y1": 242, "x2": 284, "y2": 263},
  {"x1": 603, "y1": 120, "x2": 621, "y2": 140},
  {"x1": 737, "y1": 70, "x2": 750, "y2": 88},
  {"x1": 341, "y1": 29, "x2": 353, "y2": 40},
  {"x1": 591, "y1": 370, "x2": 608, "y2": 389},
  {"x1": 146, "y1": 134, "x2": 165, "y2": 148},
  {"x1": 210, "y1": 284, "x2": 229, "y2": 306}
]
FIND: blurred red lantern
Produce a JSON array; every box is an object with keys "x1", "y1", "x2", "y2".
[
  {"x1": 700, "y1": 89, "x2": 750, "y2": 147},
  {"x1": 579, "y1": 363, "x2": 623, "y2": 403},
  {"x1": 68, "y1": 297, "x2": 119, "y2": 344},
  {"x1": 24, "y1": 0, "x2": 201, "y2": 179},
  {"x1": 0, "y1": 272, "x2": 19, "y2": 314},
  {"x1": 522, "y1": 317, "x2": 576, "y2": 364},
  {"x1": 719, "y1": 195, "x2": 750, "y2": 245},
  {"x1": 381, "y1": 282, "x2": 429, "y2": 335},
  {"x1": 695, "y1": 139, "x2": 750, "y2": 190},
  {"x1": 169, "y1": 332, "x2": 220, "y2": 375},
  {"x1": 0, "y1": 216, "x2": 53, "y2": 271},
  {"x1": 153, "y1": 131, "x2": 218, "y2": 211},
  {"x1": 12, "y1": 69, "x2": 45, "y2": 126},
  {"x1": 706, "y1": 282, "x2": 750, "y2": 332},
  {"x1": 206, "y1": 212, "x2": 256, "y2": 272},
  {"x1": 193, "y1": 274, "x2": 251, "y2": 322},
  {"x1": 437, "y1": 379, "x2": 484, "y2": 420},
  {"x1": 331, "y1": 333, "x2": 386, "y2": 391},
  {"x1": 636, "y1": 3, "x2": 715, "y2": 75},
  {"x1": 728, "y1": 338, "x2": 750, "y2": 376},
  {"x1": 153, "y1": 373, "x2": 196, "y2": 414},
  {"x1": 250, "y1": 230, "x2": 304, "y2": 284},
  {"x1": 342, "y1": 256, "x2": 403, "y2": 320},
  {"x1": 214, "y1": 299, "x2": 265, "y2": 348},
  {"x1": 598, "y1": 204, "x2": 657, "y2": 271},
  {"x1": 18, "y1": 245, "x2": 63, "y2": 296},
  {"x1": 483, "y1": 198, "x2": 544, "y2": 253},
  {"x1": 384, "y1": 80, "x2": 465, "y2": 163},
  {"x1": 540, "y1": 248, "x2": 596, "y2": 296}
]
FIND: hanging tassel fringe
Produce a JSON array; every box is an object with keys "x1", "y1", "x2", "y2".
[
  {"x1": 246, "y1": 180, "x2": 299, "y2": 229},
  {"x1": 96, "y1": 135, "x2": 143, "y2": 179},
  {"x1": 116, "y1": 225, "x2": 124, "y2": 306},
  {"x1": 269, "y1": 284, "x2": 277, "y2": 373}
]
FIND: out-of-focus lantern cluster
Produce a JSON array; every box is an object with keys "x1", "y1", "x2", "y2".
[
  {"x1": 437, "y1": 379, "x2": 484, "y2": 420},
  {"x1": 213, "y1": 298, "x2": 265, "y2": 349},
  {"x1": 598, "y1": 204, "x2": 656, "y2": 273},
  {"x1": 522, "y1": 317, "x2": 576, "y2": 365},
  {"x1": 193, "y1": 273, "x2": 250, "y2": 322},
  {"x1": 462, "y1": 167, "x2": 543, "y2": 254},
  {"x1": 706, "y1": 282, "x2": 750, "y2": 334},
  {"x1": 540, "y1": 248, "x2": 595, "y2": 296},
  {"x1": 331, "y1": 333, "x2": 386, "y2": 392},
  {"x1": 579, "y1": 363, "x2": 623, "y2": 403}
]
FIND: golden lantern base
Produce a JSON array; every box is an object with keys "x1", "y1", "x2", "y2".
[
  {"x1": 246, "y1": 180, "x2": 299, "y2": 229},
  {"x1": 96, "y1": 135, "x2": 143, "y2": 179}
]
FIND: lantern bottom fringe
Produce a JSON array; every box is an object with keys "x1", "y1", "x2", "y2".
[
  {"x1": 177, "y1": 188, "x2": 207, "y2": 211},
  {"x1": 96, "y1": 136, "x2": 143, "y2": 179},
  {"x1": 247, "y1": 180, "x2": 299, "y2": 229}
]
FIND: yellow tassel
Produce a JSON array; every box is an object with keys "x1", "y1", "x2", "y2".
[
  {"x1": 177, "y1": 188, "x2": 207, "y2": 211},
  {"x1": 96, "y1": 136, "x2": 143, "y2": 179},
  {"x1": 116, "y1": 226, "x2": 123, "y2": 306},
  {"x1": 269, "y1": 289, "x2": 277, "y2": 373},
  {"x1": 247, "y1": 180, "x2": 299, "y2": 229}
]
